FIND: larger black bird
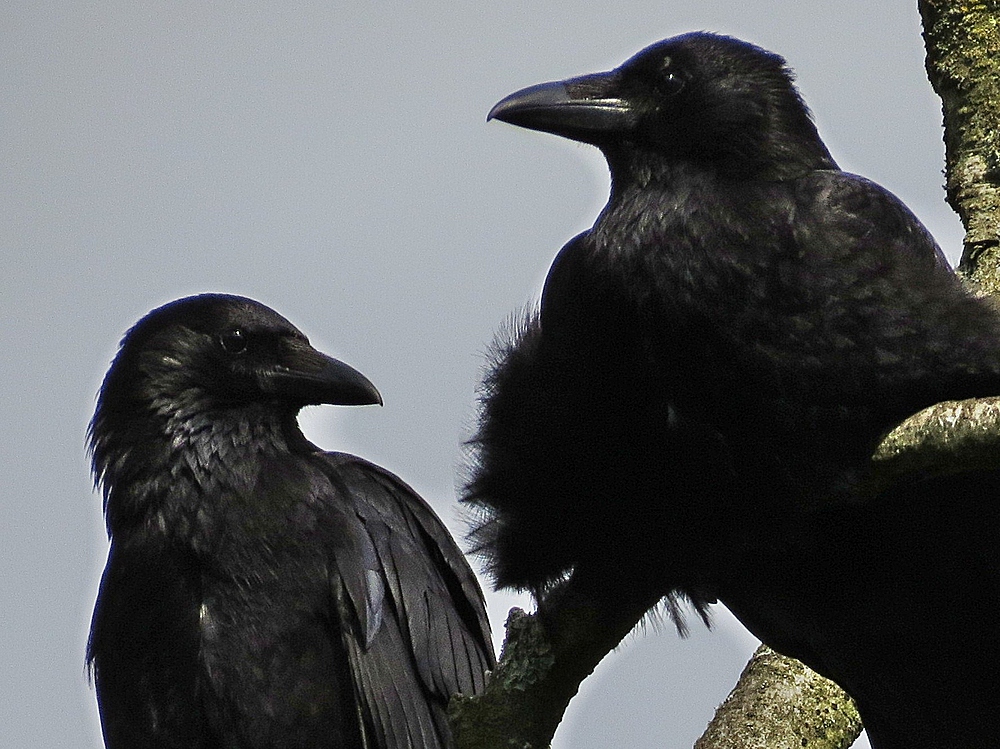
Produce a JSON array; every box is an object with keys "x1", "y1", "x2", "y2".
[
  {"x1": 464, "y1": 32, "x2": 1000, "y2": 747},
  {"x1": 88, "y1": 294, "x2": 494, "y2": 749}
]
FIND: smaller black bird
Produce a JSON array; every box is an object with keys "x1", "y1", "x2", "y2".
[{"x1": 88, "y1": 294, "x2": 494, "y2": 749}]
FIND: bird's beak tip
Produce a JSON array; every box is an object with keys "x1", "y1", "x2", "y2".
[{"x1": 350, "y1": 378, "x2": 383, "y2": 408}]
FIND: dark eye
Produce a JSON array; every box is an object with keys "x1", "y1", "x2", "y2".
[
  {"x1": 658, "y1": 58, "x2": 685, "y2": 96},
  {"x1": 219, "y1": 329, "x2": 248, "y2": 354}
]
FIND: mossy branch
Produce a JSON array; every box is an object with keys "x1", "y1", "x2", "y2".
[
  {"x1": 694, "y1": 646, "x2": 862, "y2": 749},
  {"x1": 919, "y1": 0, "x2": 1000, "y2": 290}
]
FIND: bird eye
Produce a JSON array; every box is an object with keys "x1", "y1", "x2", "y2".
[
  {"x1": 657, "y1": 57, "x2": 685, "y2": 96},
  {"x1": 219, "y1": 329, "x2": 248, "y2": 354},
  {"x1": 659, "y1": 70, "x2": 684, "y2": 96}
]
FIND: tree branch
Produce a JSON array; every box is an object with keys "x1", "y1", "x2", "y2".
[
  {"x1": 694, "y1": 646, "x2": 861, "y2": 749},
  {"x1": 919, "y1": 0, "x2": 1000, "y2": 289},
  {"x1": 450, "y1": 580, "x2": 657, "y2": 749}
]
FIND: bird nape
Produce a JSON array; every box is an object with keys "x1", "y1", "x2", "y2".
[
  {"x1": 464, "y1": 31, "x2": 1000, "y2": 748},
  {"x1": 88, "y1": 293, "x2": 495, "y2": 749}
]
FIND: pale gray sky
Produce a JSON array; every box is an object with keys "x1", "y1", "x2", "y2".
[{"x1": 3, "y1": 2, "x2": 960, "y2": 747}]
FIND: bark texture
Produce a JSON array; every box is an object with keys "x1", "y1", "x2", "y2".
[
  {"x1": 920, "y1": 0, "x2": 1000, "y2": 290},
  {"x1": 694, "y1": 646, "x2": 862, "y2": 749}
]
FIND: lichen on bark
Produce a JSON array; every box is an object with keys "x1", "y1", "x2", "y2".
[
  {"x1": 694, "y1": 646, "x2": 862, "y2": 749},
  {"x1": 919, "y1": 0, "x2": 1000, "y2": 291}
]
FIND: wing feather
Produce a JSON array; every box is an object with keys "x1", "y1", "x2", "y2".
[{"x1": 316, "y1": 452, "x2": 495, "y2": 749}]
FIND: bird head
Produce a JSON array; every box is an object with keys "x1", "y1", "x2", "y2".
[
  {"x1": 488, "y1": 32, "x2": 835, "y2": 181},
  {"x1": 96, "y1": 294, "x2": 382, "y2": 416},
  {"x1": 89, "y1": 294, "x2": 382, "y2": 507}
]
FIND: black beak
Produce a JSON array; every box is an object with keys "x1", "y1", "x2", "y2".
[
  {"x1": 263, "y1": 338, "x2": 383, "y2": 407},
  {"x1": 487, "y1": 70, "x2": 638, "y2": 143}
]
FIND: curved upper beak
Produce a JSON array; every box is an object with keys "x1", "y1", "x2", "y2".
[
  {"x1": 487, "y1": 71, "x2": 638, "y2": 143},
  {"x1": 263, "y1": 338, "x2": 383, "y2": 407}
]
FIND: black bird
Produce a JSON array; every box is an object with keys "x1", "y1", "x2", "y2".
[
  {"x1": 465, "y1": 32, "x2": 1000, "y2": 747},
  {"x1": 88, "y1": 294, "x2": 494, "y2": 749}
]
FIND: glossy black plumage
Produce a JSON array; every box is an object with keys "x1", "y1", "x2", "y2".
[
  {"x1": 88, "y1": 294, "x2": 494, "y2": 749},
  {"x1": 465, "y1": 33, "x2": 1000, "y2": 747}
]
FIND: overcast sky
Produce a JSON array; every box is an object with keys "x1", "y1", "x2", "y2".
[{"x1": 3, "y1": 2, "x2": 961, "y2": 747}]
